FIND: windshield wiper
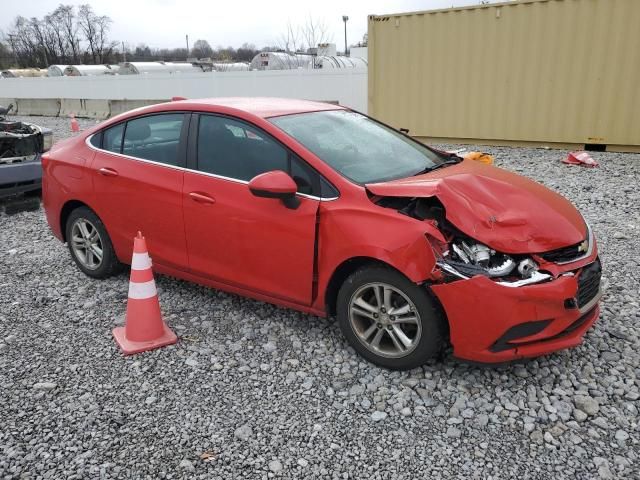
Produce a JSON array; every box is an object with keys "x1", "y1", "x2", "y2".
[{"x1": 412, "y1": 156, "x2": 462, "y2": 176}]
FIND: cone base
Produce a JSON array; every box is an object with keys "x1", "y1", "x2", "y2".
[{"x1": 112, "y1": 325, "x2": 177, "y2": 355}]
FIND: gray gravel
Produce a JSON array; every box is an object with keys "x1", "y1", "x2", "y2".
[{"x1": 1, "y1": 116, "x2": 639, "y2": 479}]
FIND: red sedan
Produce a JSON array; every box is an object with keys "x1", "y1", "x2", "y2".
[{"x1": 42, "y1": 98, "x2": 602, "y2": 369}]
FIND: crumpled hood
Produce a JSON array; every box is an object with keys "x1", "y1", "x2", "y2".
[{"x1": 366, "y1": 159, "x2": 586, "y2": 253}]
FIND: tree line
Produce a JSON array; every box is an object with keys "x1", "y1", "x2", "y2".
[
  {"x1": 0, "y1": 5, "x2": 354, "y2": 70},
  {"x1": 2, "y1": 4, "x2": 115, "y2": 68}
]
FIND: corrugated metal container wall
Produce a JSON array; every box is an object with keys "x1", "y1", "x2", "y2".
[{"x1": 368, "y1": 0, "x2": 640, "y2": 151}]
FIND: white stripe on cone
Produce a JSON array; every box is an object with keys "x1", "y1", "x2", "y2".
[
  {"x1": 128, "y1": 280, "x2": 157, "y2": 299},
  {"x1": 131, "y1": 252, "x2": 152, "y2": 270}
]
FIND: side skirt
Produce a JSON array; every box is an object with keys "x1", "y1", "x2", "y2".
[{"x1": 150, "y1": 262, "x2": 327, "y2": 318}]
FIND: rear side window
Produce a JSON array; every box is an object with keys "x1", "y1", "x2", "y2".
[
  {"x1": 89, "y1": 132, "x2": 102, "y2": 148},
  {"x1": 102, "y1": 123, "x2": 124, "y2": 153},
  {"x1": 122, "y1": 114, "x2": 184, "y2": 166},
  {"x1": 197, "y1": 115, "x2": 288, "y2": 181}
]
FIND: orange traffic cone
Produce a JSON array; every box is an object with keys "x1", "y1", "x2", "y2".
[
  {"x1": 70, "y1": 114, "x2": 80, "y2": 133},
  {"x1": 562, "y1": 151, "x2": 598, "y2": 167},
  {"x1": 112, "y1": 232, "x2": 177, "y2": 355}
]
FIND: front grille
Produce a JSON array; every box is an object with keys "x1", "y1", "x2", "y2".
[
  {"x1": 540, "y1": 240, "x2": 587, "y2": 263},
  {"x1": 577, "y1": 259, "x2": 601, "y2": 308}
]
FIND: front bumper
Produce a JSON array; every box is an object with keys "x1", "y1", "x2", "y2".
[
  {"x1": 0, "y1": 155, "x2": 42, "y2": 198},
  {"x1": 431, "y1": 258, "x2": 602, "y2": 363}
]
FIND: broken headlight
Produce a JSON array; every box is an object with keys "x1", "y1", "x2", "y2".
[{"x1": 442, "y1": 239, "x2": 539, "y2": 280}]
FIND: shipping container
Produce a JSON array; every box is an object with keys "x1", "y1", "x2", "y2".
[{"x1": 368, "y1": 0, "x2": 640, "y2": 152}]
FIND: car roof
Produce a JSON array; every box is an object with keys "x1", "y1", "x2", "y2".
[{"x1": 176, "y1": 97, "x2": 346, "y2": 118}]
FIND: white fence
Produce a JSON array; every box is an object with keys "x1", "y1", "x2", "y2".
[{"x1": 0, "y1": 68, "x2": 368, "y2": 115}]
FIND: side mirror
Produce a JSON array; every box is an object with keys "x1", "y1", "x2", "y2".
[{"x1": 248, "y1": 170, "x2": 300, "y2": 209}]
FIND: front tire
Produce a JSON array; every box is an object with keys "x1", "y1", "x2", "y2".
[
  {"x1": 337, "y1": 266, "x2": 446, "y2": 370},
  {"x1": 65, "y1": 206, "x2": 120, "y2": 279}
]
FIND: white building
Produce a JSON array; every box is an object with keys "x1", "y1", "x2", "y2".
[
  {"x1": 250, "y1": 52, "x2": 314, "y2": 71},
  {"x1": 118, "y1": 62, "x2": 203, "y2": 75},
  {"x1": 63, "y1": 65, "x2": 117, "y2": 76}
]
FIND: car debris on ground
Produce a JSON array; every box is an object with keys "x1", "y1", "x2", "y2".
[{"x1": 563, "y1": 151, "x2": 599, "y2": 168}]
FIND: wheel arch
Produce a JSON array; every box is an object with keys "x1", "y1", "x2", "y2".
[
  {"x1": 325, "y1": 256, "x2": 406, "y2": 317},
  {"x1": 60, "y1": 200, "x2": 95, "y2": 242},
  {"x1": 325, "y1": 256, "x2": 450, "y2": 341}
]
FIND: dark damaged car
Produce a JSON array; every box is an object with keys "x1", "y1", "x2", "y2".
[{"x1": 0, "y1": 104, "x2": 53, "y2": 198}]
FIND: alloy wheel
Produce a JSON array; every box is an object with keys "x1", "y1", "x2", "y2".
[
  {"x1": 70, "y1": 218, "x2": 104, "y2": 270},
  {"x1": 348, "y1": 282, "x2": 422, "y2": 358}
]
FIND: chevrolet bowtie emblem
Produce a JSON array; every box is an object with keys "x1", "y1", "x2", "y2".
[{"x1": 577, "y1": 240, "x2": 588, "y2": 253}]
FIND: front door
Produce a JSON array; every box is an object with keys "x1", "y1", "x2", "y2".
[{"x1": 182, "y1": 113, "x2": 319, "y2": 305}]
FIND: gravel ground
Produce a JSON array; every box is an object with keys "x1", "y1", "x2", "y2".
[{"x1": 1, "y1": 115, "x2": 639, "y2": 479}]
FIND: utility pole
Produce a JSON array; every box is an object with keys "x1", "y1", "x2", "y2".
[
  {"x1": 185, "y1": 34, "x2": 189, "y2": 59},
  {"x1": 122, "y1": 41, "x2": 126, "y2": 62},
  {"x1": 342, "y1": 16, "x2": 349, "y2": 56}
]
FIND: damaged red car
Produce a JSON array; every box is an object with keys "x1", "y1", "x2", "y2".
[{"x1": 42, "y1": 98, "x2": 602, "y2": 369}]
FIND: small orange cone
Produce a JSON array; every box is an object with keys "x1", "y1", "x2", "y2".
[
  {"x1": 70, "y1": 114, "x2": 80, "y2": 133},
  {"x1": 562, "y1": 151, "x2": 598, "y2": 167},
  {"x1": 112, "y1": 232, "x2": 177, "y2": 355}
]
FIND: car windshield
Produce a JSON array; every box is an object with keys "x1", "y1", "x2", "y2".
[{"x1": 269, "y1": 110, "x2": 445, "y2": 184}]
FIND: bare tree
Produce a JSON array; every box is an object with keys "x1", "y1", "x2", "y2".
[
  {"x1": 0, "y1": 34, "x2": 14, "y2": 69},
  {"x1": 7, "y1": 5, "x2": 82, "y2": 66},
  {"x1": 279, "y1": 20, "x2": 302, "y2": 54},
  {"x1": 7, "y1": 16, "x2": 42, "y2": 67},
  {"x1": 94, "y1": 14, "x2": 117, "y2": 63},
  {"x1": 77, "y1": 5, "x2": 98, "y2": 62},
  {"x1": 4, "y1": 3, "x2": 275, "y2": 68},
  {"x1": 77, "y1": 5, "x2": 116, "y2": 63},
  {"x1": 191, "y1": 39, "x2": 213, "y2": 59},
  {"x1": 55, "y1": 4, "x2": 81, "y2": 63},
  {"x1": 44, "y1": 11, "x2": 68, "y2": 62},
  {"x1": 274, "y1": 17, "x2": 333, "y2": 69},
  {"x1": 274, "y1": 21, "x2": 305, "y2": 69},
  {"x1": 301, "y1": 15, "x2": 331, "y2": 52},
  {"x1": 236, "y1": 43, "x2": 258, "y2": 62}
]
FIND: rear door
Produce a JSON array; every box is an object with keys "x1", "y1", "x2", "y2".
[
  {"x1": 182, "y1": 113, "x2": 323, "y2": 305},
  {"x1": 90, "y1": 113, "x2": 190, "y2": 269}
]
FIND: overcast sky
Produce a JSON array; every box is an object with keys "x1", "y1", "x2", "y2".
[{"x1": 1, "y1": 0, "x2": 495, "y2": 50}]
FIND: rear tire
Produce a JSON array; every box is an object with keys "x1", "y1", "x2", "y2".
[
  {"x1": 337, "y1": 266, "x2": 446, "y2": 370},
  {"x1": 65, "y1": 206, "x2": 120, "y2": 279}
]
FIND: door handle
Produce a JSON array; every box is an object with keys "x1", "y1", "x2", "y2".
[
  {"x1": 189, "y1": 191, "x2": 216, "y2": 204},
  {"x1": 98, "y1": 167, "x2": 119, "y2": 177}
]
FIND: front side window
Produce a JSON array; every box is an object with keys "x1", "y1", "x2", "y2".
[
  {"x1": 269, "y1": 110, "x2": 445, "y2": 184},
  {"x1": 122, "y1": 114, "x2": 185, "y2": 166},
  {"x1": 197, "y1": 115, "x2": 288, "y2": 182}
]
